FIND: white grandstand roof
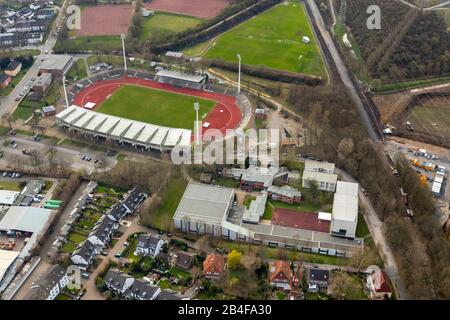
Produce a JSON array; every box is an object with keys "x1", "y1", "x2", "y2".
[
  {"x1": 56, "y1": 106, "x2": 192, "y2": 149},
  {"x1": 156, "y1": 69, "x2": 206, "y2": 83},
  {"x1": 135, "y1": 125, "x2": 159, "y2": 144},
  {"x1": 165, "y1": 129, "x2": 184, "y2": 147},
  {"x1": 123, "y1": 122, "x2": 146, "y2": 141},
  {"x1": 150, "y1": 127, "x2": 168, "y2": 146}
]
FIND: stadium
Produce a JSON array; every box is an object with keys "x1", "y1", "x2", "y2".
[{"x1": 56, "y1": 69, "x2": 246, "y2": 152}]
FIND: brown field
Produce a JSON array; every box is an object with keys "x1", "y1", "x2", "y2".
[
  {"x1": 145, "y1": 0, "x2": 230, "y2": 19},
  {"x1": 78, "y1": 5, "x2": 134, "y2": 36}
]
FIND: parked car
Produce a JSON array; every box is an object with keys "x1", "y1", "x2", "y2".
[
  {"x1": 81, "y1": 272, "x2": 90, "y2": 279},
  {"x1": 360, "y1": 188, "x2": 368, "y2": 197}
]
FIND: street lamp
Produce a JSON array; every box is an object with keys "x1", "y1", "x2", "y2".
[
  {"x1": 194, "y1": 102, "x2": 200, "y2": 145},
  {"x1": 121, "y1": 33, "x2": 127, "y2": 71},
  {"x1": 62, "y1": 74, "x2": 69, "y2": 108},
  {"x1": 237, "y1": 53, "x2": 241, "y2": 94}
]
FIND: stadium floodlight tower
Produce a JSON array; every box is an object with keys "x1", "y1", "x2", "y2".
[
  {"x1": 121, "y1": 33, "x2": 127, "y2": 71},
  {"x1": 237, "y1": 53, "x2": 241, "y2": 94},
  {"x1": 194, "y1": 102, "x2": 200, "y2": 145},
  {"x1": 62, "y1": 74, "x2": 69, "y2": 108}
]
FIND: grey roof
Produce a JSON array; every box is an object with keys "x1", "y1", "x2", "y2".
[
  {"x1": 137, "y1": 234, "x2": 162, "y2": 250},
  {"x1": 104, "y1": 269, "x2": 133, "y2": 292},
  {"x1": 0, "y1": 74, "x2": 10, "y2": 83},
  {"x1": 122, "y1": 187, "x2": 146, "y2": 212},
  {"x1": 26, "y1": 265, "x2": 66, "y2": 300},
  {"x1": 173, "y1": 182, "x2": 235, "y2": 226},
  {"x1": 40, "y1": 54, "x2": 72, "y2": 71},
  {"x1": 0, "y1": 206, "x2": 53, "y2": 234},
  {"x1": 72, "y1": 240, "x2": 97, "y2": 265},
  {"x1": 242, "y1": 192, "x2": 267, "y2": 224},
  {"x1": 89, "y1": 216, "x2": 116, "y2": 243},
  {"x1": 156, "y1": 69, "x2": 205, "y2": 83},
  {"x1": 268, "y1": 185, "x2": 301, "y2": 199},
  {"x1": 6, "y1": 60, "x2": 21, "y2": 71},
  {"x1": 175, "y1": 251, "x2": 194, "y2": 270},
  {"x1": 309, "y1": 268, "x2": 330, "y2": 283},
  {"x1": 332, "y1": 182, "x2": 358, "y2": 222},
  {"x1": 107, "y1": 203, "x2": 128, "y2": 221},
  {"x1": 34, "y1": 72, "x2": 52, "y2": 86},
  {"x1": 125, "y1": 279, "x2": 159, "y2": 300},
  {"x1": 157, "y1": 289, "x2": 182, "y2": 300}
]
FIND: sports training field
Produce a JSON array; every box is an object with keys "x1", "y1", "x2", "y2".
[
  {"x1": 140, "y1": 12, "x2": 202, "y2": 42},
  {"x1": 199, "y1": 1, "x2": 325, "y2": 77},
  {"x1": 95, "y1": 85, "x2": 216, "y2": 130}
]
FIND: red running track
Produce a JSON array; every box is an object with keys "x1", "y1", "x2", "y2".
[{"x1": 72, "y1": 76, "x2": 242, "y2": 138}]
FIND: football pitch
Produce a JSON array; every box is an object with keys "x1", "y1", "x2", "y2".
[
  {"x1": 201, "y1": 1, "x2": 325, "y2": 77},
  {"x1": 95, "y1": 85, "x2": 216, "y2": 130}
]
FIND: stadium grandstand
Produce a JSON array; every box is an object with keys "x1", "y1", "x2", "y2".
[
  {"x1": 155, "y1": 70, "x2": 207, "y2": 90},
  {"x1": 55, "y1": 105, "x2": 192, "y2": 152}
]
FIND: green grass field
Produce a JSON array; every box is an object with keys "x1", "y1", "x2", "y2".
[
  {"x1": 140, "y1": 12, "x2": 202, "y2": 42},
  {"x1": 197, "y1": 1, "x2": 325, "y2": 77},
  {"x1": 96, "y1": 85, "x2": 216, "y2": 130}
]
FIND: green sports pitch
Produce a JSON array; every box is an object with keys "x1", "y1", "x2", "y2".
[
  {"x1": 198, "y1": 1, "x2": 326, "y2": 77},
  {"x1": 95, "y1": 85, "x2": 216, "y2": 130}
]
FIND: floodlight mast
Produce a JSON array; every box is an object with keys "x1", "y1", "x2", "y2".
[
  {"x1": 62, "y1": 74, "x2": 69, "y2": 108},
  {"x1": 194, "y1": 102, "x2": 200, "y2": 145},
  {"x1": 121, "y1": 34, "x2": 127, "y2": 71},
  {"x1": 237, "y1": 54, "x2": 241, "y2": 94}
]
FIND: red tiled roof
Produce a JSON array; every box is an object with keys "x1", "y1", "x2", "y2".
[
  {"x1": 203, "y1": 254, "x2": 225, "y2": 275},
  {"x1": 372, "y1": 270, "x2": 392, "y2": 293},
  {"x1": 272, "y1": 208, "x2": 331, "y2": 233},
  {"x1": 269, "y1": 260, "x2": 293, "y2": 283}
]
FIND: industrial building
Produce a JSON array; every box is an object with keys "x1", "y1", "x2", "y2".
[
  {"x1": 55, "y1": 105, "x2": 192, "y2": 151},
  {"x1": 173, "y1": 183, "x2": 362, "y2": 256},
  {"x1": 330, "y1": 181, "x2": 359, "y2": 239},
  {"x1": 39, "y1": 55, "x2": 73, "y2": 78}
]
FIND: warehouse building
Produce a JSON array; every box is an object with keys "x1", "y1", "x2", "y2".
[
  {"x1": 330, "y1": 182, "x2": 359, "y2": 239},
  {"x1": 55, "y1": 105, "x2": 192, "y2": 151},
  {"x1": 0, "y1": 190, "x2": 20, "y2": 206}
]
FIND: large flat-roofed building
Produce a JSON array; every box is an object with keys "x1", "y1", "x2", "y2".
[
  {"x1": 0, "y1": 250, "x2": 20, "y2": 286},
  {"x1": 173, "y1": 182, "x2": 363, "y2": 257},
  {"x1": 32, "y1": 72, "x2": 52, "y2": 93},
  {"x1": 0, "y1": 190, "x2": 20, "y2": 206},
  {"x1": 330, "y1": 181, "x2": 359, "y2": 239},
  {"x1": 173, "y1": 182, "x2": 235, "y2": 236},
  {"x1": 302, "y1": 170, "x2": 337, "y2": 192},
  {"x1": 302, "y1": 160, "x2": 338, "y2": 192},
  {"x1": 39, "y1": 55, "x2": 73, "y2": 77},
  {"x1": 55, "y1": 105, "x2": 191, "y2": 151}
]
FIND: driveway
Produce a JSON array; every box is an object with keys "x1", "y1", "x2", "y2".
[{"x1": 335, "y1": 168, "x2": 408, "y2": 299}]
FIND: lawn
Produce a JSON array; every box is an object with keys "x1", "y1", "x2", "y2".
[
  {"x1": 66, "y1": 59, "x2": 87, "y2": 82},
  {"x1": 69, "y1": 233, "x2": 87, "y2": 244},
  {"x1": 0, "y1": 180, "x2": 23, "y2": 191},
  {"x1": 95, "y1": 85, "x2": 216, "y2": 130},
  {"x1": 140, "y1": 12, "x2": 202, "y2": 42},
  {"x1": 61, "y1": 242, "x2": 77, "y2": 254},
  {"x1": 142, "y1": 168, "x2": 187, "y2": 231},
  {"x1": 55, "y1": 35, "x2": 122, "y2": 53},
  {"x1": 201, "y1": 1, "x2": 326, "y2": 77}
]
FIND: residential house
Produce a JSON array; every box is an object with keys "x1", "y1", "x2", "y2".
[
  {"x1": 268, "y1": 261, "x2": 295, "y2": 291},
  {"x1": 107, "y1": 202, "x2": 129, "y2": 222},
  {"x1": 124, "y1": 279, "x2": 160, "y2": 300},
  {"x1": 0, "y1": 74, "x2": 12, "y2": 90},
  {"x1": 121, "y1": 187, "x2": 147, "y2": 213},
  {"x1": 71, "y1": 240, "x2": 98, "y2": 268},
  {"x1": 86, "y1": 215, "x2": 118, "y2": 247},
  {"x1": 134, "y1": 234, "x2": 165, "y2": 258},
  {"x1": 26, "y1": 265, "x2": 69, "y2": 300},
  {"x1": 267, "y1": 185, "x2": 302, "y2": 204},
  {"x1": 308, "y1": 268, "x2": 330, "y2": 293},
  {"x1": 203, "y1": 253, "x2": 225, "y2": 281},
  {"x1": 5, "y1": 60, "x2": 22, "y2": 77},
  {"x1": 104, "y1": 269, "x2": 135, "y2": 295},
  {"x1": 174, "y1": 251, "x2": 194, "y2": 271},
  {"x1": 366, "y1": 269, "x2": 392, "y2": 299}
]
